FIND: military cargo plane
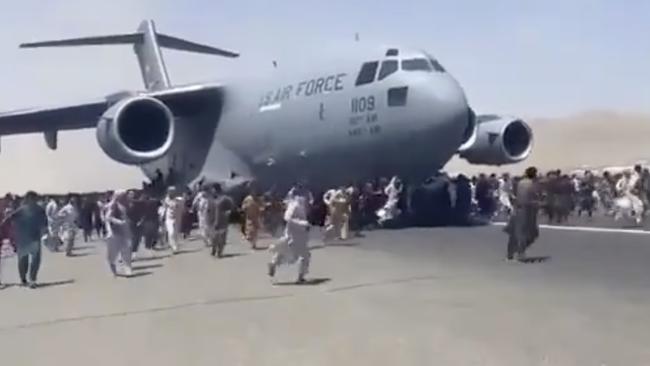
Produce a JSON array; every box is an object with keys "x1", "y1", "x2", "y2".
[{"x1": 0, "y1": 20, "x2": 533, "y2": 191}]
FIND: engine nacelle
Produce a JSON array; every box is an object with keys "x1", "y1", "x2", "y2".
[
  {"x1": 458, "y1": 115, "x2": 533, "y2": 165},
  {"x1": 96, "y1": 96, "x2": 175, "y2": 165}
]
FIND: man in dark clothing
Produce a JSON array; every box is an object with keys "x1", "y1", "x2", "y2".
[
  {"x1": 93, "y1": 195, "x2": 107, "y2": 238},
  {"x1": 453, "y1": 174, "x2": 473, "y2": 225},
  {"x1": 577, "y1": 171, "x2": 596, "y2": 218},
  {"x1": 141, "y1": 193, "x2": 161, "y2": 250},
  {"x1": 79, "y1": 196, "x2": 97, "y2": 242},
  {"x1": 347, "y1": 185, "x2": 362, "y2": 237},
  {"x1": 210, "y1": 184, "x2": 234, "y2": 258},
  {"x1": 543, "y1": 172, "x2": 561, "y2": 223},
  {"x1": 127, "y1": 191, "x2": 146, "y2": 256},
  {"x1": 308, "y1": 190, "x2": 328, "y2": 227},
  {"x1": 1, "y1": 191, "x2": 47, "y2": 288},
  {"x1": 358, "y1": 182, "x2": 379, "y2": 230}
]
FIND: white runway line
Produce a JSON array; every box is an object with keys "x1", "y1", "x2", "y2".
[{"x1": 491, "y1": 222, "x2": 650, "y2": 235}]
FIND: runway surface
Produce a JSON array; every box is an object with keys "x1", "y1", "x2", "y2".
[{"x1": 0, "y1": 223, "x2": 648, "y2": 365}]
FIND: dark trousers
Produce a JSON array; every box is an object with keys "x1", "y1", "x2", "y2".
[
  {"x1": 83, "y1": 228, "x2": 93, "y2": 242},
  {"x1": 349, "y1": 210, "x2": 361, "y2": 234},
  {"x1": 95, "y1": 221, "x2": 106, "y2": 238},
  {"x1": 142, "y1": 221, "x2": 158, "y2": 250},
  {"x1": 506, "y1": 236, "x2": 520, "y2": 260},
  {"x1": 131, "y1": 224, "x2": 144, "y2": 253},
  {"x1": 18, "y1": 250, "x2": 42, "y2": 284},
  {"x1": 210, "y1": 229, "x2": 228, "y2": 257}
]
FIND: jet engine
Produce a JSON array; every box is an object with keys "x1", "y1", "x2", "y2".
[
  {"x1": 458, "y1": 115, "x2": 532, "y2": 165},
  {"x1": 96, "y1": 96, "x2": 175, "y2": 165}
]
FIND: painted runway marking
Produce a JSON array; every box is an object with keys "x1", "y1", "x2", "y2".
[{"x1": 492, "y1": 222, "x2": 650, "y2": 235}]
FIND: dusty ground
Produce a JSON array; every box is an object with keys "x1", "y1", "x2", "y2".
[{"x1": 0, "y1": 224, "x2": 649, "y2": 365}]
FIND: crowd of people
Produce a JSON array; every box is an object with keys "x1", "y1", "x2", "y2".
[
  {"x1": 0, "y1": 179, "x2": 365, "y2": 289},
  {"x1": 1, "y1": 164, "x2": 648, "y2": 288},
  {"x1": 465, "y1": 165, "x2": 650, "y2": 225},
  {"x1": 461, "y1": 165, "x2": 650, "y2": 261}
]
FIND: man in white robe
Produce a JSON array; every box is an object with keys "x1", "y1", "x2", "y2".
[
  {"x1": 268, "y1": 190, "x2": 312, "y2": 283},
  {"x1": 192, "y1": 189, "x2": 211, "y2": 247},
  {"x1": 45, "y1": 197, "x2": 61, "y2": 251},
  {"x1": 163, "y1": 186, "x2": 184, "y2": 254},
  {"x1": 105, "y1": 190, "x2": 133, "y2": 277}
]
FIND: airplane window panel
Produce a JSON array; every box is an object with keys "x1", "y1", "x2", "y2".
[
  {"x1": 401, "y1": 58, "x2": 432, "y2": 72},
  {"x1": 355, "y1": 61, "x2": 379, "y2": 86},
  {"x1": 385, "y1": 48, "x2": 399, "y2": 56},
  {"x1": 378, "y1": 60, "x2": 398, "y2": 81},
  {"x1": 429, "y1": 58, "x2": 446, "y2": 72},
  {"x1": 388, "y1": 87, "x2": 408, "y2": 107}
]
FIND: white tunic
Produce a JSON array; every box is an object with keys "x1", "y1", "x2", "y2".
[{"x1": 58, "y1": 203, "x2": 78, "y2": 240}]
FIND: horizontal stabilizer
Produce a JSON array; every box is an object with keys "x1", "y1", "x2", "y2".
[
  {"x1": 19, "y1": 20, "x2": 238, "y2": 90},
  {"x1": 20, "y1": 34, "x2": 141, "y2": 48},
  {"x1": 20, "y1": 32, "x2": 239, "y2": 58},
  {"x1": 157, "y1": 34, "x2": 239, "y2": 57}
]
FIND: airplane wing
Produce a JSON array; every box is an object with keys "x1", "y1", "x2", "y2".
[
  {"x1": 0, "y1": 83, "x2": 223, "y2": 136},
  {"x1": 0, "y1": 101, "x2": 107, "y2": 135}
]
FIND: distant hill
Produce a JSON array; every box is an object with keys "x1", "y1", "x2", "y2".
[{"x1": 445, "y1": 111, "x2": 650, "y2": 175}]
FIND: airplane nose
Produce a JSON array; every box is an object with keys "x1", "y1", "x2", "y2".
[
  {"x1": 434, "y1": 74, "x2": 468, "y2": 107},
  {"x1": 425, "y1": 74, "x2": 471, "y2": 141}
]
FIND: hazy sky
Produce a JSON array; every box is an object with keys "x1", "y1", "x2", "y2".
[{"x1": 0, "y1": 0, "x2": 648, "y2": 193}]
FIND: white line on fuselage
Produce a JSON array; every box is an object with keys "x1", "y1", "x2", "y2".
[{"x1": 491, "y1": 222, "x2": 650, "y2": 235}]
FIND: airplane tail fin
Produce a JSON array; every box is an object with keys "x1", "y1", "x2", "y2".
[{"x1": 20, "y1": 20, "x2": 239, "y2": 91}]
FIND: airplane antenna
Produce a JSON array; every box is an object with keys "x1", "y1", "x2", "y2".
[
  {"x1": 355, "y1": 33, "x2": 360, "y2": 42},
  {"x1": 272, "y1": 60, "x2": 278, "y2": 68}
]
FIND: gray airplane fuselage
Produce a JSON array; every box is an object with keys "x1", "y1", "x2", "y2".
[
  {"x1": 145, "y1": 47, "x2": 471, "y2": 191},
  {"x1": 2, "y1": 21, "x2": 531, "y2": 194}
]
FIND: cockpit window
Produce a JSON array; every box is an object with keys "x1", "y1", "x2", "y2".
[
  {"x1": 385, "y1": 48, "x2": 399, "y2": 57},
  {"x1": 378, "y1": 60, "x2": 398, "y2": 81},
  {"x1": 423, "y1": 52, "x2": 447, "y2": 73},
  {"x1": 402, "y1": 58, "x2": 432, "y2": 72},
  {"x1": 355, "y1": 61, "x2": 379, "y2": 86},
  {"x1": 429, "y1": 58, "x2": 446, "y2": 72}
]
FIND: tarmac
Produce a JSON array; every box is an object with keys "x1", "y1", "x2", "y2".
[{"x1": 0, "y1": 220, "x2": 649, "y2": 365}]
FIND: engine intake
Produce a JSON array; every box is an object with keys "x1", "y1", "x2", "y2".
[
  {"x1": 96, "y1": 96, "x2": 174, "y2": 165},
  {"x1": 458, "y1": 115, "x2": 532, "y2": 165}
]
